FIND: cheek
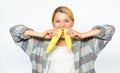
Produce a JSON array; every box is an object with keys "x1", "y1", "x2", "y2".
[
  {"x1": 53, "y1": 23, "x2": 59, "y2": 28},
  {"x1": 66, "y1": 23, "x2": 73, "y2": 28},
  {"x1": 66, "y1": 24, "x2": 71, "y2": 27}
]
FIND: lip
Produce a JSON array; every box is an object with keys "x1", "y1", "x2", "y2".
[
  {"x1": 58, "y1": 28, "x2": 66, "y2": 30},
  {"x1": 55, "y1": 28, "x2": 64, "y2": 31}
]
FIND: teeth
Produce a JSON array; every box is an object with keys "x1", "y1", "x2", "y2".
[
  {"x1": 46, "y1": 29, "x2": 62, "y2": 54},
  {"x1": 64, "y1": 29, "x2": 72, "y2": 51}
]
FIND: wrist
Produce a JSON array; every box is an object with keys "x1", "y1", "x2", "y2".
[
  {"x1": 78, "y1": 33, "x2": 85, "y2": 39},
  {"x1": 37, "y1": 32, "x2": 44, "y2": 38}
]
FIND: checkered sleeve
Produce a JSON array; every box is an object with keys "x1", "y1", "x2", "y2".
[
  {"x1": 92, "y1": 24, "x2": 115, "y2": 55},
  {"x1": 9, "y1": 24, "x2": 38, "y2": 56}
]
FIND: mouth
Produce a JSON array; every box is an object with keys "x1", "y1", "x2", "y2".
[{"x1": 60, "y1": 32, "x2": 65, "y2": 39}]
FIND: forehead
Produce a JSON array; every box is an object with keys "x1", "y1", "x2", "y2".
[{"x1": 54, "y1": 12, "x2": 70, "y2": 19}]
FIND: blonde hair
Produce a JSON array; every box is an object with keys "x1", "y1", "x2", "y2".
[{"x1": 52, "y1": 6, "x2": 74, "y2": 25}]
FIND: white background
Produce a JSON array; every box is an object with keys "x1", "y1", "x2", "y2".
[{"x1": 0, "y1": 0, "x2": 120, "y2": 73}]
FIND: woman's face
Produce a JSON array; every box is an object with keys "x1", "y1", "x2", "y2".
[{"x1": 53, "y1": 12, "x2": 74, "y2": 30}]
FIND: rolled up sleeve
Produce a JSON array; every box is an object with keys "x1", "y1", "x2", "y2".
[
  {"x1": 91, "y1": 24, "x2": 115, "y2": 55},
  {"x1": 92, "y1": 24, "x2": 115, "y2": 41},
  {"x1": 9, "y1": 24, "x2": 32, "y2": 42},
  {"x1": 9, "y1": 24, "x2": 35, "y2": 56}
]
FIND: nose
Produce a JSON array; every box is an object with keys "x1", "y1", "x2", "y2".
[
  {"x1": 60, "y1": 22, "x2": 65, "y2": 27},
  {"x1": 61, "y1": 24, "x2": 64, "y2": 27}
]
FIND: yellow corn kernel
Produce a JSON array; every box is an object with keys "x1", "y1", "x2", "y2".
[
  {"x1": 64, "y1": 29, "x2": 72, "y2": 51},
  {"x1": 46, "y1": 29, "x2": 62, "y2": 54}
]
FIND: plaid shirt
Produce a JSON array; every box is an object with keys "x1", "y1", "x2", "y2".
[{"x1": 10, "y1": 24, "x2": 115, "y2": 73}]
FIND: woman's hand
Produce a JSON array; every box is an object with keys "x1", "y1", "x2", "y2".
[
  {"x1": 65, "y1": 28, "x2": 100, "y2": 39},
  {"x1": 40, "y1": 29, "x2": 58, "y2": 39},
  {"x1": 24, "y1": 29, "x2": 58, "y2": 39},
  {"x1": 65, "y1": 28, "x2": 82, "y2": 39}
]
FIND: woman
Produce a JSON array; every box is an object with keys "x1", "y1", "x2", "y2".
[{"x1": 10, "y1": 6, "x2": 115, "y2": 73}]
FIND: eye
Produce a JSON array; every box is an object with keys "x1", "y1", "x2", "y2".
[
  {"x1": 65, "y1": 20, "x2": 69, "y2": 22},
  {"x1": 55, "y1": 20, "x2": 60, "y2": 23}
]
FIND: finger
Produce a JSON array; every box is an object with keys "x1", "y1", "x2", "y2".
[
  {"x1": 45, "y1": 35, "x2": 52, "y2": 39},
  {"x1": 65, "y1": 28, "x2": 71, "y2": 35},
  {"x1": 71, "y1": 32, "x2": 80, "y2": 39},
  {"x1": 49, "y1": 31, "x2": 53, "y2": 37},
  {"x1": 52, "y1": 28, "x2": 57, "y2": 36},
  {"x1": 68, "y1": 28, "x2": 75, "y2": 35}
]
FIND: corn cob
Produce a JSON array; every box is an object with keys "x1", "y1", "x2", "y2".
[
  {"x1": 64, "y1": 29, "x2": 72, "y2": 51},
  {"x1": 46, "y1": 29, "x2": 62, "y2": 54}
]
